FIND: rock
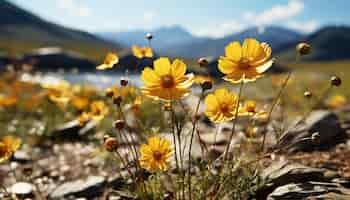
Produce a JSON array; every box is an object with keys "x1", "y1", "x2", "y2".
[
  {"x1": 9, "y1": 182, "x2": 35, "y2": 198},
  {"x1": 256, "y1": 161, "x2": 330, "y2": 198},
  {"x1": 267, "y1": 182, "x2": 350, "y2": 200},
  {"x1": 275, "y1": 110, "x2": 346, "y2": 152},
  {"x1": 262, "y1": 161, "x2": 327, "y2": 186},
  {"x1": 13, "y1": 150, "x2": 31, "y2": 163},
  {"x1": 49, "y1": 176, "x2": 106, "y2": 199},
  {"x1": 53, "y1": 119, "x2": 97, "y2": 141}
]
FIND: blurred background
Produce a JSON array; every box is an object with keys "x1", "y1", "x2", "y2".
[{"x1": 0, "y1": 0, "x2": 349, "y2": 90}]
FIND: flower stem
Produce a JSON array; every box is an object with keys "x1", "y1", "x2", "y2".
[
  {"x1": 261, "y1": 71, "x2": 292, "y2": 152},
  {"x1": 187, "y1": 89, "x2": 204, "y2": 200},
  {"x1": 224, "y1": 80, "x2": 244, "y2": 161}
]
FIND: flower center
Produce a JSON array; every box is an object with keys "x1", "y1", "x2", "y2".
[
  {"x1": 161, "y1": 75, "x2": 175, "y2": 88},
  {"x1": 153, "y1": 150, "x2": 163, "y2": 161},
  {"x1": 0, "y1": 143, "x2": 8, "y2": 157},
  {"x1": 239, "y1": 58, "x2": 251, "y2": 69},
  {"x1": 220, "y1": 104, "x2": 229, "y2": 114}
]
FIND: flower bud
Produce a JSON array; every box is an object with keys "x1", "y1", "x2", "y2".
[
  {"x1": 146, "y1": 33, "x2": 153, "y2": 40},
  {"x1": 114, "y1": 119, "x2": 125, "y2": 130},
  {"x1": 193, "y1": 113, "x2": 201, "y2": 122},
  {"x1": 201, "y1": 80, "x2": 213, "y2": 90},
  {"x1": 296, "y1": 42, "x2": 311, "y2": 55},
  {"x1": 330, "y1": 76, "x2": 341, "y2": 87},
  {"x1": 113, "y1": 95, "x2": 122, "y2": 106},
  {"x1": 197, "y1": 57, "x2": 209, "y2": 67},
  {"x1": 104, "y1": 137, "x2": 118, "y2": 152},
  {"x1": 303, "y1": 91, "x2": 312, "y2": 98},
  {"x1": 105, "y1": 88, "x2": 114, "y2": 98},
  {"x1": 163, "y1": 102, "x2": 171, "y2": 111},
  {"x1": 120, "y1": 79, "x2": 128, "y2": 87}
]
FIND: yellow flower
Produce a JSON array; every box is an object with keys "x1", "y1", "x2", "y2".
[
  {"x1": 204, "y1": 88, "x2": 240, "y2": 123},
  {"x1": 96, "y1": 52, "x2": 119, "y2": 70},
  {"x1": 77, "y1": 112, "x2": 91, "y2": 126},
  {"x1": 0, "y1": 94, "x2": 17, "y2": 107},
  {"x1": 141, "y1": 57, "x2": 194, "y2": 101},
  {"x1": 131, "y1": 96, "x2": 142, "y2": 113},
  {"x1": 239, "y1": 100, "x2": 267, "y2": 118},
  {"x1": 0, "y1": 136, "x2": 22, "y2": 163},
  {"x1": 327, "y1": 95, "x2": 347, "y2": 109},
  {"x1": 218, "y1": 38, "x2": 273, "y2": 83},
  {"x1": 47, "y1": 89, "x2": 71, "y2": 106},
  {"x1": 194, "y1": 75, "x2": 214, "y2": 85},
  {"x1": 132, "y1": 45, "x2": 153, "y2": 59},
  {"x1": 139, "y1": 136, "x2": 174, "y2": 172},
  {"x1": 71, "y1": 96, "x2": 89, "y2": 110},
  {"x1": 90, "y1": 101, "x2": 109, "y2": 121}
]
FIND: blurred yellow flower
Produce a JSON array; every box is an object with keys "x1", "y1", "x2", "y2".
[
  {"x1": 132, "y1": 45, "x2": 153, "y2": 59},
  {"x1": 131, "y1": 96, "x2": 142, "y2": 113},
  {"x1": 0, "y1": 136, "x2": 21, "y2": 163},
  {"x1": 90, "y1": 101, "x2": 109, "y2": 121},
  {"x1": 239, "y1": 100, "x2": 267, "y2": 118},
  {"x1": 218, "y1": 38, "x2": 273, "y2": 83},
  {"x1": 71, "y1": 96, "x2": 89, "y2": 111},
  {"x1": 194, "y1": 75, "x2": 214, "y2": 85},
  {"x1": 204, "y1": 88, "x2": 239, "y2": 123},
  {"x1": 141, "y1": 57, "x2": 194, "y2": 101},
  {"x1": 139, "y1": 136, "x2": 173, "y2": 172},
  {"x1": 77, "y1": 112, "x2": 91, "y2": 126},
  {"x1": 47, "y1": 89, "x2": 71, "y2": 106},
  {"x1": 327, "y1": 95, "x2": 347, "y2": 109},
  {"x1": 0, "y1": 94, "x2": 17, "y2": 107},
  {"x1": 96, "y1": 52, "x2": 119, "y2": 70}
]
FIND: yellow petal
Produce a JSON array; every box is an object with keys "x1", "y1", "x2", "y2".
[
  {"x1": 225, "y1": 41, "x2": 242, "y2": 62},
  {"x1": 141, "y1": 67, "x2": 160, "y2": 86},
  {"x1": 205, "y1": 93, "x2": 219, "y2": 111},
  {"x1": 96, "y1": 64, "x2": 109, "y2": 70},
  {"x1": 242, "y1": 38, "x2": 264, "y2": 60},
  {"x1": 154, "y1": 57, "x2": 171, "y2": 76},
  {"x1": 218, "y1": 57, "x2": 238, "y2": 74},
  {"x1": 171, "y1": 59, "x2": 186, "y2": 78},
  {"x1": 255, "y1": 59, "x2": 274, "y2": 73}
]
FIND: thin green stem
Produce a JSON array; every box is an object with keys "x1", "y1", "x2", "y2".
[
  {"x1": 261, "y1": 71, "x2": 292, "y2": 152},
  {"x1": 187, "y1": 89, "x2": 204, "y2": 200},
  {"x1": 224, "y1": 80, "x2": 244, "y2": 161}
]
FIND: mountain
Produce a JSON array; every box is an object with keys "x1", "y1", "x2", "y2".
[
  {"x1": 98, "y1": 25, "x2": 207, "y2": 50},
  {"x1": 277, "y1": 26, "x2": 350, "y2": 61},
  {"x1": 161, "y1": 26, "x2": 304, "y2": 59},
  {"x1": 0, "y1": 0, "x2": 121, "y2": 61}
]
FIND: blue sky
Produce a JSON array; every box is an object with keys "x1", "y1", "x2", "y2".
[{"x1": 11, "y1": 0, "x2": 350, "y2": 38}]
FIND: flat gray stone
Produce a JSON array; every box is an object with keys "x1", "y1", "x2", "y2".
[
  {"x1": 275, "y1": 110, "x2": 346, "y2": 152},
  {"x1": 49, "y1": 176, "x2": 106, "y2": 199},
  {"x1": 267, "y1": 182, "x2": 350, "y2": 200}
]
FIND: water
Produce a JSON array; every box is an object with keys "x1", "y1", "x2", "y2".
[
  {"x1": 64, "y1": 73, "x2": 142, "y2": 88},
  {"x1": 20, "y1": 72, "x2": 142, "y2": 89}
]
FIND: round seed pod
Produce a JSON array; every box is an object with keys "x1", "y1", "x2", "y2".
[
  {"x1": 330, "y1": 75, "x2": 342, "y2": 87},
  {"x1": 114, "y1": 119, "x2": 125, "y2": 130},
  {"x1": 296, "y1": 42, "x2": 311, "y2": 55},
  {"x1": 104, "y1": 137, "x2": 118, "y2": 152}
]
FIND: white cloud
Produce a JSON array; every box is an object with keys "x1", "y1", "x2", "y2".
[
  {"x1": 190, "y1": 0, "x2": 311, "y2": 38},
  {"x1": 245, "y1": 0, "x2": 304, "y2": 25},
  {"x1": 192, "y1": 20, "x2": 246, "y2": 38},
  {"x1": 286, "y1": 20, "x2": 319, "y2": 33},
  {"x1": 143, "y1": 11, "x2": 157, "y2": 22},
  {"x1": 57, "y1": 0, "x2": 91, "y2": 17}
]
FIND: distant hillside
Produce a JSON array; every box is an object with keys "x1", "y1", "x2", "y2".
[
  {"x1": 0, "y1": 0, "x2": 121, "y2": 61},
  {"x1": 161, "y1": 26, "x2": 303, "y2": 59},
  {"x1": 98, "y1": 25, "x2": 207, "y2": 50},
  {"x1": 277, "y1": 26, "x2": 350, "y2": 61}
]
